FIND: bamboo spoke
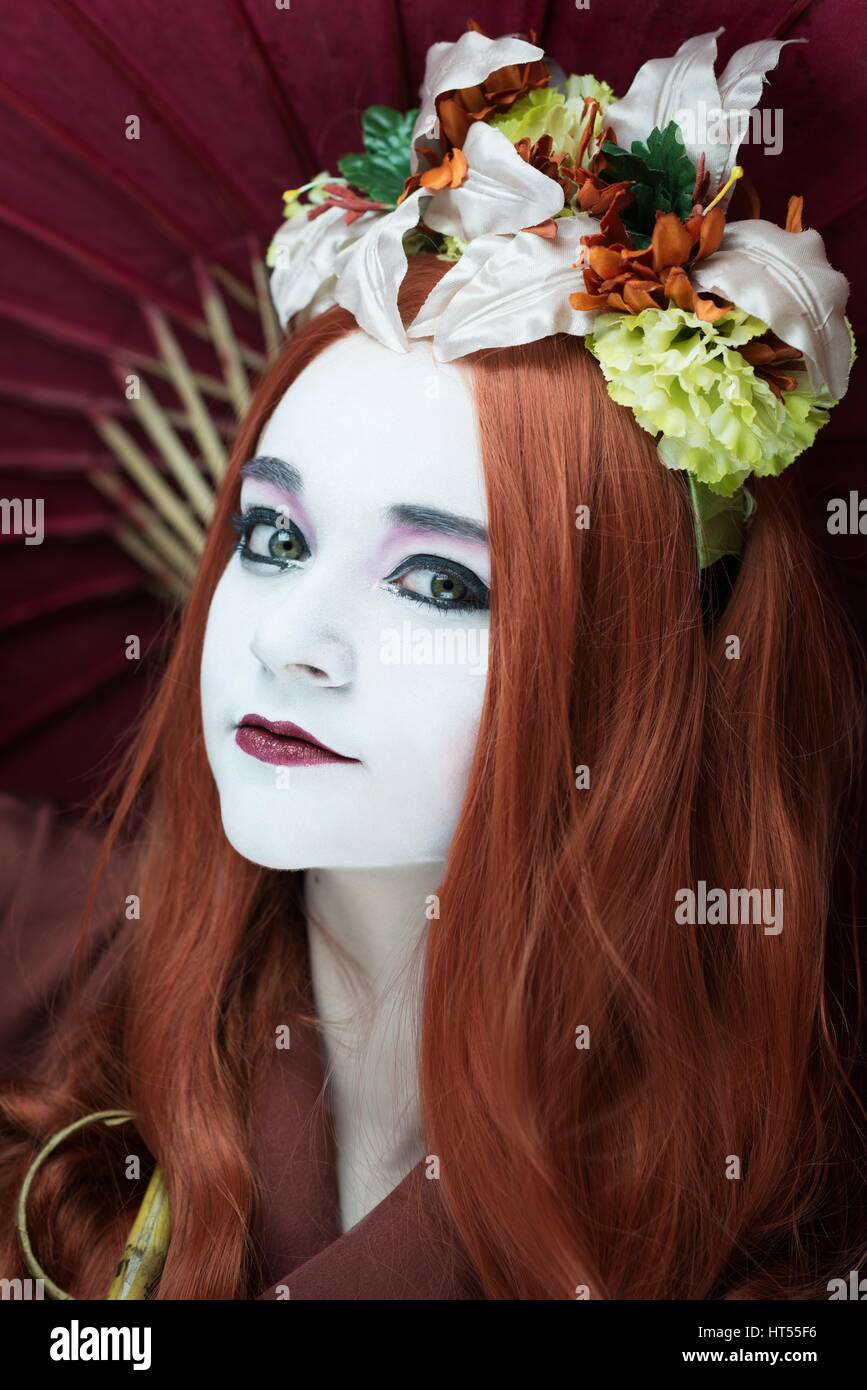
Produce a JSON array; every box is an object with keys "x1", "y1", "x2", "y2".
[
  {"x1": 116, "y1": 368, "x2": 215, "y2": 524},
  {"x1": 116, "y1": 524, "x2": 190, "y2": 605},
  {"x1": 209, "y1": 262, "x2": 258, "y2": 315},
  {"x1": 194, "y1": 259, "x2": 252, "y2": 418},
  {"x1": 90, "y1": 413, "x2": 206, "y2": 554},
  {"x1": 88, "y1": 469, "x2": 199, "y2": 586},
  {"x1": 248, "y1": 235, "x2": 281, "y2": 361},
  {"x1": 123, "y1": 354, "x2": 234, "y2": 405},
  {"x1": 141, "y1": 303, "x2": 227, "y2": 483}
]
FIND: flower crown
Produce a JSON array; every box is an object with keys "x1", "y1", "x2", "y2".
[{"x1": 266, "y1": 21, "x2": 854, "y2": 570}]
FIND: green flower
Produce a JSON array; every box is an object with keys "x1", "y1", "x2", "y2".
[
  {"x1": 584, "y1": 306, "x2": 837, "y2": 497},
  {"x1": 562, "y1": 74, "x2": 617, "y2": 110},
  {"x1": 489, "y1": 74, "x2": 616, "y2": 167},
  {"x1": 437, "y1": 233, "x2": 469, "y2": 262}
]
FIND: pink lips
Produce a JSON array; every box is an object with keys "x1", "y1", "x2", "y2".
[{"x1": 235, "y1": 714, "x2": 360, "y2": 767}]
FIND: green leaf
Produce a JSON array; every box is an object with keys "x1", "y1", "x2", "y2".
[
  {"x1": 600, "y1": 121, "x2": 696, "y2": 240},
  {"x1": 337, "y1": 105, "x2": 419, "y2": 206},
  {"x1": 598, "y1": 141, "x2": 659, "y2": 186}
]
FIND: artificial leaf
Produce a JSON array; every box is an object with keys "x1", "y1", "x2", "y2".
[
  {"x1": 338, "y1": 105, "x2": 419, "y2": 205},
  {"x1": 600, "y1": 121, "x2": 696, "y2": 240},
  {"x1": 636, "y1": 123, "x2": 697, "y2": 212},
  {"x1": 686, "y1": 474, "x2": 753, "y2": 569}
]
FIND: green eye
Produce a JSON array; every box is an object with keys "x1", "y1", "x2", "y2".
[
  {"x1": 384, "y1": 554, "x2": 490, "y2": 614},
  {"x1": 268, "y1": 529, "x2": 304, "y2": 562},
  {"x1": 430, "y1": 573, "x2": 467, "y2": 603},
  {"x1": 230, "y1": 506, "x2": 310, "y2": 569}
]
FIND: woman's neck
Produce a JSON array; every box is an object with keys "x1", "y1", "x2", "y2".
[
  {"x1": 303, "y1": 863, "x2": 443, "y2": 992},
  {"x1": 302, "y1": 863, "x2": 444, "y2": 1231}
]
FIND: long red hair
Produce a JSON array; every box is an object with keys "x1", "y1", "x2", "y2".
[{"x1": 1, "y1": 252, "x2": 865, "y2": 1298}]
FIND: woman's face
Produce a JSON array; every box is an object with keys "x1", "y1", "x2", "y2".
[{"x1": 200, "y1": 332, "x2": 490, "y2": 870}]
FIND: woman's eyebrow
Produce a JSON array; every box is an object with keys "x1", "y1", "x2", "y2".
[
  {"x1": 240, "y1": 460, "x2": 487, "y2": 543},
  {"x1": 240, "y1": 456, "x2": 303, "y2": 495},
  {"x1": 384, "y1": 503, "x2": 488, "y2": 544}
]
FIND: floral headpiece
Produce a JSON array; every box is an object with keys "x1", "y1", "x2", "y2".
[{"x1": 266, "y1": 21, "x2": 854, "y2": 569}]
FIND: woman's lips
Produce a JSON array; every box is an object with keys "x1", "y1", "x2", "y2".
[{"x1": 235, "y1": 714, "x2": 359, "y2": 767}]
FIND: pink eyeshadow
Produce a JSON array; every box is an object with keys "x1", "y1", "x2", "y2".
[
  {"x1": 374, "y1": 526, "x2": 489, "y2": 572},
  {"x1": 239, "y1": 479, "x2": 314, "y2": 539}
]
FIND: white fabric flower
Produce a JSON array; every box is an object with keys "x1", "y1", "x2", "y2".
[
  {"x1": 407, "y1": 215, "x2": 602, "y2": 361},
  {"x1": 330, "y1": 121, "x2": 568, "y2": 355},
  {"x1": 605, "y1": 28, "x2": 800, "y2": 193},
  {"x1": 409, "y1": 28, "x2": 544, "y2": 172},
  {"x1": 423, "y1": 121, "x2": 565, "y2": 240},
  {"x1": 332, "y1": 187, "x2": 430, "y2": 353},
  {"x1": 690, "y1": 220, "x2": 852, "y2": 399},
  {"x1": 268, "y1": 203, "x2": 380, "y2": 330}
]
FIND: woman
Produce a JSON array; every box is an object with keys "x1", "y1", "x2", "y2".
[
  {"x1": 4, "y1": 14, "x2": 867, "y2": 1300},
  {"x1": 1, "y1": 248, "x2": 865, "y2": 1299}
]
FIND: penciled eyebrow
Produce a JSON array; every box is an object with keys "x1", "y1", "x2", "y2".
[
  {"x1": 383, "y1": 503, "x2": 487, "y2": 545},
  {"x1": 240, "y1": 455, "x2": 303, "y2": 494},
  {"x1": 240, "y1": 455, "x2": 488, "y2": 545}
]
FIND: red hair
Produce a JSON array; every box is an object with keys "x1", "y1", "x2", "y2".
[{"x1": 1, "y1": 253, "x2": 865, "y2": 1298}]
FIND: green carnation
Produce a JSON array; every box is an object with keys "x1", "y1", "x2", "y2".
[
  {"x1": 437, "y1": 233, "x2": 468, "y2": 262},
  {"x1": 489, "y1": 74, "x2": 616, "y2": 167},
  {"x1": 584, "y1": 306, "x2": 837, "y2": 497}
]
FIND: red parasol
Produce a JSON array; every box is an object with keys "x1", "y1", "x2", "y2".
[{"x1": 0, "y1": 0, "x2": 864, "y2": 807}]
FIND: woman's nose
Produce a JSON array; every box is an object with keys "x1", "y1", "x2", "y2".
[{"x1": 249, "y1": 582, "x2": 356, "y2": 688}]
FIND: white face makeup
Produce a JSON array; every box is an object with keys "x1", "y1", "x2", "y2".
[{"x1": 200, "y1": 332, "x2": 490, "y2": 870}]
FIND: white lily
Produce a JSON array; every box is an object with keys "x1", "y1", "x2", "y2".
[
  {"x1": 331, "y1": 120, "x2": 567, "y2": 354},
  {"x1": 605, "y1": 28, "x2": 801, "y2": 194},
  {"x1": 409, "y1": 28, "x2": 544, "y2": 173},
  {"x1": 407, "y1": 215, "x2": 602, "y2": 361},
  {"x1": 268, "y1": 201, "x2": 379, "y2": 330},
  {"x1": 332, "y1": 186, "x2": 431, "y2": 353},
  {"x1": 424, "y1": 121, "x2": 565, "y2": 240},
  {"x1": 690, "y1": 219, "x2": 852, "y2": 399}
]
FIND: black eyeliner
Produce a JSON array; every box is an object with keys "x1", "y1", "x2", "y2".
[
  {"x1": 230, "y1": 506, "x2": 306, "y2": 570},
  {"x1": 383, "y1": 552, "x2": 489, "y2": 594},
  {"x1": 383, "y1": 552, "x2": 490, "y2": 610}
]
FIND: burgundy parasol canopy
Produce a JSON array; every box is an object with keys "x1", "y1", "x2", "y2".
[{"x1": 0, "y1": 0, "x2": 865, "y2": 808}]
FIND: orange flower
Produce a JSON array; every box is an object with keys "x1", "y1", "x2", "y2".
[
  {"x1": 738, "y1": 334, "x2": 806, "y2": 399},
  {"x1": 514, "y1": 133, "x2": 570, "y2": 186},
  {"x1": 785, "y1": 194, "x2": 803, "y2": 232},
  {"x1": 569, "y1": 167, "x2": 634, "y2": 243},
  {"x1": 571, "y1": 191, "x2": 810, "y2": 398},
  {"x1": 434, "y1": 19, "x2": 549, "y2": 151},
  {"x1": 397, "y1": 147, "x2": 468, "y2": 205},
  {"x1": 570, "y1": 207, "x2": 732, "y2": 321}
]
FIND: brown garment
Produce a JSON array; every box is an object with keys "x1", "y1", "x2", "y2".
[{"x1": 0, "y1": 793, "x2": 484, "y2": 1300}]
